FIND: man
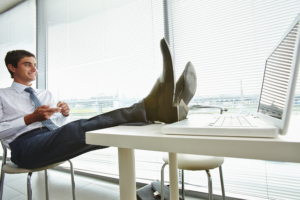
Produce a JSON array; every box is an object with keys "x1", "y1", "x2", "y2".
[{"x1": 0, "y1": 38, "x2": 196, "y2": 169}]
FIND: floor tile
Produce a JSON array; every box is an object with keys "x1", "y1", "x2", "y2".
[
  {"x1": 2, "y1": 173, "x2": 27, "y2": 184},
  {"x1": 32, "y1": 173, "x2": 90, "y2": 200},
  {"x1": 72, "y1": 174, "x2": 99, "y2": 184},
  {"x1": 10, "y1": 194, "x2": 27, "y2": 200},
  {"x1": 64, "y1": 184, "x2": 119, "y2": 200},
  {"x1": 1, "y1": 168, "x2": 207, "y2": 200},
  {"x1": 91, "y1": 179, "x2": 119, "y2": 191},
  {"x1": 2, "y1": 185, "x2": 23, "y2": 200},
  {"x1": 5, "y1": 170, "x2": 64, "y2": 195}
]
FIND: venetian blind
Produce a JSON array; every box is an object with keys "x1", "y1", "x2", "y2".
[
  {"x1": 167, "y1": 0, "x2": 300, "y2": 114},
  {"x1": 36, "y1": 0, "x2": 167, "y2": 190},
  {"x1": 0, "y1": 0, "x2": 36, "y2": 88},
  {"x1": 165, "y1": 0, "x2": 300, "y2": 199},
  {"x1": 37, "y1": 0, "x2": 300, "y2": 199}
]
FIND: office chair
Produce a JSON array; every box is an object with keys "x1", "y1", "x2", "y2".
[
  {"x1": 161, "y1": 106, "x2": 227, "y2": 200},
  {"x1": 0, "y1": 141, "x2": 76, "y2": 200}
]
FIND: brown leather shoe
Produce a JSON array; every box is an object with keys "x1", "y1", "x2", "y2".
[
  {"x1": 174, "y1": 61, "x2": 197, "y2": 120},
  {"x1": 144, "y1": 38, "x2": 178, "y2": 123}
]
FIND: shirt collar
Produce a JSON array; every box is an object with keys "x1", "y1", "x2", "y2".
[{"x1": 11, "y1": 82, "x2": 37, "y2": 94}]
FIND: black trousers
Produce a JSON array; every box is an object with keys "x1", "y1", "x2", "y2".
[{"x1": 10, "y1": 101, "x2": 151, "y2": 169}]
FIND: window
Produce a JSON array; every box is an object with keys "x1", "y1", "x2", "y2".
[
  {"x1": 37, "y1": 0, "x2": 167, "y2": 189},
  {"x1": 164, "y1": 1, "x2": 300, "y2": 199},
  {"x1": 36, "y1": 0, "x2": 300, "y2": 199}
]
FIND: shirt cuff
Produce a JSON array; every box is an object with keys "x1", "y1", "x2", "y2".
[{"x1": 60, "y1": 114, "x2": 70, "y2": 124}]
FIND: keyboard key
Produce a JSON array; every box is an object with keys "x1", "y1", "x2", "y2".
[
  {"x1": 222, "y1": 117, "x2": 232, "y2": 126},
  {"x1": 222, "y1": 117, "x2": 241, "y2": 127},
  {"x1": 238, "y1": 117, "x2": 251, "y2": 127},
  {"x1": 214, "y1": 117, "x2": 225, "y2": 127},
  {"x1": 207, "y1": 116, "x2": 220, "y2": 126},
  {"x1": 231, "y1": 117, "x2": 241, "y2": 126}
]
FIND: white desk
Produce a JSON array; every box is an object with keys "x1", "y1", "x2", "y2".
[{"x1": 86, "y1": 116, "x2": 300, "y2": 200}]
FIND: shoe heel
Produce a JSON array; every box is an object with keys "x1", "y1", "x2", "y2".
[
  {"x1": 171, "y1": 100, "x2": 189, "y2": 122},
  {"x1": 178, "y1": 99, "x2": 189, "y2": 121}
]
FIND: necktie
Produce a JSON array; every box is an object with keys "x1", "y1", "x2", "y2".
[{"x1": 24, "y1": 87, "x2": 59, "y2": 131}]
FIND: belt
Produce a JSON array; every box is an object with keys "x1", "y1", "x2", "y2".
[
  {"x1": 30, "y1": 127, "x2": 48, "y2": 132},
  {"x1": 11, "y1": 127, "x2": 49, "y2": 145},
  {"x1": 20, "y1": 127, "x2": 49, "y2": 137}
]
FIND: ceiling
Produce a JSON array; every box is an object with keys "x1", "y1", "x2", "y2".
[{"x1": 0, "y1": 0, "x2": 24, "y2": 14}]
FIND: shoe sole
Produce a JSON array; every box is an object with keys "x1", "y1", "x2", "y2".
[{"x1": 159, "y1": 38, "x2": 177, "y2": 123}]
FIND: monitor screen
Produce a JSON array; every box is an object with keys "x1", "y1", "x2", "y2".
[{"x1": 258, "y1": 22, "x2": 299, "y2": 119}]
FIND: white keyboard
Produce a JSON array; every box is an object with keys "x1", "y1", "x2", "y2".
[
  {"x1": 162, "y1": 114, "x2": 279, "y2": 138},
  {"x1": 208, "y1": 116, "x2": 257, "y2": 127}
]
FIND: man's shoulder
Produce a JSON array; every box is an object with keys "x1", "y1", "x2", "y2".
[
  {"x1": 0, "y1": 87, "x2": 14, "y2": 93},
  {"x1": 0, "y1": 87, "x2": 14, "y2": 101}
]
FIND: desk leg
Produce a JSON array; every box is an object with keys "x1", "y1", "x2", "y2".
[
  {"x1": 169, "y1": 153, "x2": 179, "y2": 200},
  {"x1": 118, "y1": 148, "x2": 136, "y2": 200}
]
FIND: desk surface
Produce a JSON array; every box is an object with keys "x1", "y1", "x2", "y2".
[{"x1": 86, "y1": 115, "x2": 300, "y2": 163}]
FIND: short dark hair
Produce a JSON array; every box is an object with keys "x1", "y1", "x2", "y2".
[{"x1": 5, "y1": 50, "x2": 36, "y2": 78}]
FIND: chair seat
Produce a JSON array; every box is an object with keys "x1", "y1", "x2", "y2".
[
  {"x1": 3, "y1": 161, "x2": 65, "y2": 174},
  {"x1": 163, "y1": 154, "x2": 224, "y2": 170}
]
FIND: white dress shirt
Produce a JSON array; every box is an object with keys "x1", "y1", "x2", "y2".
[{"x1": 0, "y1": 82, "x2": 69, "y2": 149}]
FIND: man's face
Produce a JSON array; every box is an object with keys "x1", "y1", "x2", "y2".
[{"x1": 10, "y1": 56, "x2": 37, "y2": 86}]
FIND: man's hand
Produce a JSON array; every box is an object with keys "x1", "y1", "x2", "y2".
[
  {"x1": 24, "y1": 105, "x2": 61, "y2": 125},
  {"x1": 57, "y1": 101, "x2": 70, "y2": 117}
]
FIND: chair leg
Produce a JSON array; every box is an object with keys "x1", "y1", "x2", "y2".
[
  {"x1": 68, "y1": 160, "x2": 76, "y2": 200},
  {"x1": 45, "y1": 169, "x2": 49, "y2": 200},
  {"x1": 27, "y1": 172, "x2": 33, "y2": 200},
  {"x1": 0, "y1": 169, "x2": 5, "y2": 200},
  {"x1": 181, "y1": 169, "x2": 185, "y2": 200},
  {"x1": 161, "y1": 163, "x2": 167, "y2": 200},
  {"x1": 206, "y1": 170, "x2": 213, "y2": 200},
  {"x1": 219, "y1": 166, "x2": 226, "y2": 200}
]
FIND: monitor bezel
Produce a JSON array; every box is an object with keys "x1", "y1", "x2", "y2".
[{"x1": 257, "y1": 14, "x2": 300, "y2": 135}]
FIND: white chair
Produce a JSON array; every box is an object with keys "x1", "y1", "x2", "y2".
[
  {"x1": 161, "y1": 106, "x2": 227, "y2": 200},
  {"x1": 161, "y1": 154, "x2": 225, "y2": 200},
  {"x1": 0, "y1": 141, "x2": 76, "y2": 200}
]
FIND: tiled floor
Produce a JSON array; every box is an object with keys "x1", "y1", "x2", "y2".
[{"x1": 1, "y1": 168, "x2": 203, "y2": 200}]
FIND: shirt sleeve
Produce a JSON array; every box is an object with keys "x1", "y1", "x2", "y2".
[{"x1": 0, "y1": 97, "x2": 27, "y2": 140}]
